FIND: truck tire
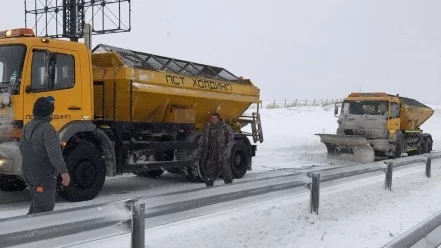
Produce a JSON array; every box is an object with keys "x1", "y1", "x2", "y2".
[
  {"x1": 423, "y1": 134, "x2": 433, "y2": 153},
  {"x1": 177, "y1": 133, "x2": 204, "y2": 183},
  {"x1": 57, "y1": 142, "x2": 106, "y2": 202},
  {"x1": 393, "y1": 132, "x2": 403, "y2": 159},
  {"x1": 133, "y1": 169, "x2": 165, "y2": 178},
  {"x1": 230, "y1": 140, "x2": 250, "y2": 179},
  {"x1": 428, "y1": 137, "x2": 433, "y2": 152},
  {"x1": 0, "y1": 179, "x2": 27, "y2": 192},
  {"x1": 422, "y1": 140, "x2": 429, "y2": 154}
]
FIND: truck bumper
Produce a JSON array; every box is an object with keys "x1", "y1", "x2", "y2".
[
  {"x1": 368, "y1": 139, "x2": 395, "y2": 155},
  {"x1": 0, "y1": 141, "x2": 22, "y2": 177}
]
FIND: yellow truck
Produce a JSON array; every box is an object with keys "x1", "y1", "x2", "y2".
[
  {"x1": 316, "y1": 92, "x2": 433, "y2": 163},
  {"x1": 0, "y1": 28, "x2": 263, "y2": 202}
]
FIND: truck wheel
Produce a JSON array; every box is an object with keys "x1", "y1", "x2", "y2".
[
  {"x1": 57, "y1": 142, "x2": 106, "y2": 202},
  {"x1": 177, "y1": 133, "x2": 204, "y2": 183},
  {"x1": 393, "y1": 133, "x2": 403, "y2": 159},
  {"x1": 133, "y1": 169, "x2": 164, "y2": 178},
  {"x1": 184, "y1": 166, "x2": 204, "y2": 183},
  {"x1": 422, "y1": 139, "x2": 429, "y2": 154},
  {"x1": 230, "y1": 140, "x2": 250, "y2": 179},
  {"x1": 413, "y1": 141, "x2": 423, "y2": 156},
  {"x1": 428, "y1": 137, "x2": 433, "y2": 152},
  {"x1": 0, "y1": 179, "x2": 27, "y2": 192},
  {"x1": 425, "y1": 135, "x2": 433, "y2": 153}
]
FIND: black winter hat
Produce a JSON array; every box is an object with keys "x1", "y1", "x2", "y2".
[{"x1": 33, "y1": 97, "x2": 55, "y2": 117}]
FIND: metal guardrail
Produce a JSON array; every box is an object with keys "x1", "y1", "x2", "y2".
[
  {"x1": 358, "y1": 153, "x2": 441, "y2": 248},
  {"x1": 0, "y1": 198, "x2": 145, "y2": 248},
  {"x1": 0, "y1": 153, "x2": 438, "y2": 247},
  {"x1": 382, "y1": 209, "x2": 441, "y2": 248},
  {"x1": 305, "y1": 152, "x2": 441, "y2": 221}
]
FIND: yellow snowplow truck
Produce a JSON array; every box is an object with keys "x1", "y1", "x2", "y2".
[
  {"x1": 316, "y1": 92, "x2": 433, "y2": 163},
  {"x1": 0, "y1": 28, "x2": 263, "y2": 202}
]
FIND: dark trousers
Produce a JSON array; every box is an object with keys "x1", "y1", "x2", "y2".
[
  {"x1": 26, "y1": 179, "x2": 56, "y2": 215},
  {"x1": 203, "y1": 157, "x2": 233, "y2": 186}
]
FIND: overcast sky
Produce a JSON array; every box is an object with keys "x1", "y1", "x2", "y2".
[{"x1": 1, "y1": 0, "x2": 441, "y2": 103}]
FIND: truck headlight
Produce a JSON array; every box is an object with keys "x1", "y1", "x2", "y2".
[{"x1": 0, "y1": 157, "x2": 13, "y2": 172}]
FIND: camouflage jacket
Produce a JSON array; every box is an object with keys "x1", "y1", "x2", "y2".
[{"x1": 199, "y1": 120, "x2": 235, "y2": 164}]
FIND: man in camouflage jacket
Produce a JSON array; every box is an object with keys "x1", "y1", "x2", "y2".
[{"x1": 199, "y1": 113, "x2": 235, "y2": 187}]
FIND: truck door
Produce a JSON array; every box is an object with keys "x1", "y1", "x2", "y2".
[
  {"x1": 388, "y1": 101, "x2": 401, "y2": 135},
  {"x1": 23, "y1": 47, "x2": 82, "y2": 130}
]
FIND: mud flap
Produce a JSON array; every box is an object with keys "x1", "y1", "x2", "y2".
[{"x1": 315, "y1": 134, "x2": 375, "y2": 163}]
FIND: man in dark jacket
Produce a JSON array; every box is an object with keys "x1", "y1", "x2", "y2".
[
  {"x1": 199, "y1": 113, "x2": 235, "y2": 187},
  {"x1": 19, "y1": 96, "x2": 70, "y2": 215}
]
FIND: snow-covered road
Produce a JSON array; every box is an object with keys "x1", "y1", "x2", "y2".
[
  {"x1": 1, "y1": 105, "x2": 441, "y2": 248},
  {"x1": 72, "y1": 158, "x2": 441, "y2": 248},
  {"x1": 3, "y1": 153, "x2": 438, "y2": 248}
]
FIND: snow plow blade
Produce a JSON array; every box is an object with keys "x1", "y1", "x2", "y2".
[{"x1": 315, "y1": 134, "x2": 375, "y2": 163}]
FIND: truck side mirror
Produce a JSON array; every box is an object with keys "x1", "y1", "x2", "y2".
[
  {"x1": 334, "y1": 105, "x2": 339, "y2": 116},
  {"x1": 25, "y1": 85, "x2": 33, "y2": 93}
]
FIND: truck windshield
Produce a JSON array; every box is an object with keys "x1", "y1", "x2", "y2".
[
  {"x1": 343, "y1": 100, "x2": 389, "y2": 116},
  {"x1": 0, "y1": 45, "x2": 26, "y2": 94}
]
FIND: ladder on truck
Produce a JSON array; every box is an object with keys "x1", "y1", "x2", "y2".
[{"x1": 239, "y1": 111, "x2": 264, "y2": 143}]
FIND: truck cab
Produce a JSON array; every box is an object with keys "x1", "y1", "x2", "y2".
[
  {"x1": 317, "y1": 92, "x2": 433, "y2": 163},
  {"x1": 0, "y1": 28, "x2": 94, "y2": 191},
  {"x1": 335, "y1": 93, "x2": 401, "y2": 157}
]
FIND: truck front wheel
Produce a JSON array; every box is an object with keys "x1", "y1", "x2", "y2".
[
  {"x1": 230, "y1": 140, "x2": 251, "y2": 179},
  {"x1": 57, "y1": 142, "x2": 106, "y2": 202},
  {"x1": 178, "y1": 133, "x2": 204, "y2": 183},
  {"x1": 422, "y1": 135, "x2": 433, "y2": 154},
  {"x1": 391, "y1": 132, "x2": 403, "y2": 159}
]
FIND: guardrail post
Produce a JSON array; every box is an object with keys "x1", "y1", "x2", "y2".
[
  {"x1": 131, "y1": 202, "x2": 145, "y2": 248},
  {"x1": 385, "y1": 162, "x2": 393, "y2": 191},
  {"x1": 310, "y1": 173, "x2": 320, "y2": 215},
  {"x1": 426, "y1": 154, "x2": 432, "y2": 178}
]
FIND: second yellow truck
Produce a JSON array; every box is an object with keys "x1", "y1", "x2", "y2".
[{"x1": 317, "y1": 92, "x2": 434, "y2": 162}]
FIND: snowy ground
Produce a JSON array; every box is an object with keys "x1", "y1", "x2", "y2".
[{"x1": 75, "y1": 159, "x2": 441, "y2": 248}]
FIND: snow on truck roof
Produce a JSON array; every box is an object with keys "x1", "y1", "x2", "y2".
[
  {"x1": 348, "y1": 92, "x2": 432, "y2": 109},
  {"x1": 398, "y1": 96, "x2": 432, "y2": 109},
  {"x1": 93, "y1": 44, "x2": 244, "y2": 83}
]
